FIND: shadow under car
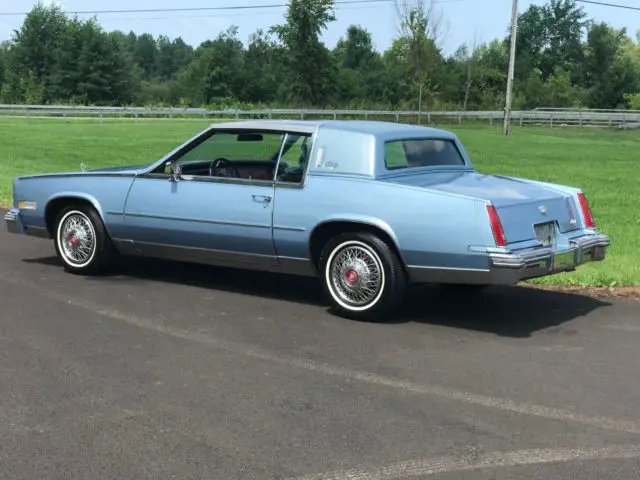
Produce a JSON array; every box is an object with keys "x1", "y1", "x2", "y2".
[{"x1": 23, "y1": 255, "x2": 612, "y2": 339}]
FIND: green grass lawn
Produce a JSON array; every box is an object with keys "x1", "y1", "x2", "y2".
[{"x1": 1, "y1": 118, "x2": 638, "y2": 286}]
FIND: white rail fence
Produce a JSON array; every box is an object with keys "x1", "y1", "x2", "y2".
[{"x1": 1, "y1": 104, "x2": 640, "y2": 129}]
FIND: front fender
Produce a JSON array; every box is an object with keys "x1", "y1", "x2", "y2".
[{"x1": 46, "y1": 192, "x2": 106, "y2": 221}]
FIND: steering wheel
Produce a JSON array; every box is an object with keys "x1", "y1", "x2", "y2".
[{"x1": 209, "y1": 158, "x2": 239, "y2": 178}]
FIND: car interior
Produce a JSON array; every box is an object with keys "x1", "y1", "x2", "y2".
[{"x1": 159, "y1": 130, "x2": 311, "y2": 184}]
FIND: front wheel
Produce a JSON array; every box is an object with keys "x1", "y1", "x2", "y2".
[
  {"x1": 54, "y1": 204, "x2": 116, "y2": 275},
  {"x1": 318, "y1": 232, "x2": 407, "y2": 322}
]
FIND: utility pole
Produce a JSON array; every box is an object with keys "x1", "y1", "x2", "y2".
[{"x1": 503, "y1": 0, "x2": 519, "y2": 135}]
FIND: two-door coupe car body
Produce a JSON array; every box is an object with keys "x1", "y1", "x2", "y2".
[{"x1": 5, "y1": 119, "x2": 610, "y2": 320}]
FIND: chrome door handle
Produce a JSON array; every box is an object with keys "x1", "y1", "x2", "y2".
[{"x1": 252, "y1": 194, "x2": 272, "y2": 206}]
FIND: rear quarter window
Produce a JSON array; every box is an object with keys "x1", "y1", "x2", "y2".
[{"x1": 384, "y1": 138, "x2": 466, "y2": 170}]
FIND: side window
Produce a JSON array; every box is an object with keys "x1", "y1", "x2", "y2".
[
  {"x1": 172, "y1": 130, "x2": 286, "y2": 182},
  {"x1": 384, "y1": 141, "x2": 407, "y2": 169},
  {"x1": 275, "y1": 133, "x2": 312, "y2": 185},
  {"x1": 384, "y1": 138, "x2": 466, "y2": 170}
]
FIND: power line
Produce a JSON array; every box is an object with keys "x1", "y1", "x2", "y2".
[
  {"x1": 575, "y1": 0, "x2": 640, "y2": 11},
  {"x1": 94, "y1": 4, "x2": 399, "y2": 22},
  {"x1": 0, "y1": 0, "x2": 467, "y2": 17},
  {"x1": 0, "y1": 0, "x2": 634, "y2": 18}
]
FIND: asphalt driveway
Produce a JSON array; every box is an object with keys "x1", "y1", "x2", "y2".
[{"x1": 1, "y1": 221, "x2": 639, "y2": 479}]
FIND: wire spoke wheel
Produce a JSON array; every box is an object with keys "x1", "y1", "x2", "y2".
[
  {"x1": 57, "y1": 211, "x2": 97, "y2": 267},
  {"x1": 327, "y1": 241, "x2": 385, "y2": 310}
]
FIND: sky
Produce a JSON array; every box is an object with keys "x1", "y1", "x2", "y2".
[{"x1": 0, "y1": 0, "x2": 638, "y2": 55}]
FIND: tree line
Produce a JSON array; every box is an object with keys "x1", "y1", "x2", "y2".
[{"x1": 0, "y1": 0, "x2": 639, "y2": 111}]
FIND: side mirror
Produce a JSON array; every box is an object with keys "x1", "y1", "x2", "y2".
[{"x1": 169, "y1": 162, "x2": 181, "y2": 182}]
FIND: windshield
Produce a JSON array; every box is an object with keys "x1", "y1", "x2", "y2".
[{"x1": 384, "y1": 138, "x2": 466, "y2": 170}]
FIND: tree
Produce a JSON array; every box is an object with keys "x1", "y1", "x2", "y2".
[
  {"x1": 624, "y1": 92, "x2": 640, "y2": 109},
  {"x1": 449, "y1": 33, "x2": 482, "y2": 110},
  {"x1": 242, "y1": 29, "x2": 283, "y2": 104},
  {"x1": 3, "y1": 2, "x2": 68, "y2": 102},
  {"x1": 155, "y1": 35, "x2": 193, "y2": 80},
  {"x1": 3, "y1": 0, "x2": 640, "y2": 111},
  {"x1": 73, "y1": 18, "x2": 135, "y2": 105},
  {"x1": 179, "y1": 26, "x2": 245, "y2": 105},
  {"x1": 332, "y1": 25, "x2": 384, "y2": 105},
  {"x1": 514, "y1": 0, "x2": 589, "y2": 82},
  {"x1": 394, "y1": 0, "x2": 447, "y2": 113},
  {"x1": 270, "y1": 0, "x2": 337, "y2": 105},
  {"x1": 46, "y1": 16, "x2": 84, "y2": 102},
  {"x1": 334, "y1": 25, "x2": 378, "y2": 71},
  {"x1": 0, "y1": 42, "x2": 7, "y2": 92},
  {"x1": 583, "y1": 24, "x2": 640, "y2": 108}
]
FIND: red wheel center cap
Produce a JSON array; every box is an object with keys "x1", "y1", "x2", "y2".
[
  {"x1": 68, "y1": 234, "x2": 77, "y2": 248},
  {"x1": 345, "y1": 269, "x2": 358, "y2": 284}
]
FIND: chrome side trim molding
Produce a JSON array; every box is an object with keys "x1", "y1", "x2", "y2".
[
  {"x1": 135, "y1": 241, "x2": 279, "y2": 269},
  {"x1": 278, "y1": 256, "x2": 316, "y2": 276},
  {"x1": 111, "y1": 239, "x2": 138, "y2": 255},
  {"x1": 273, "y1": 225, "x2": 307, "y2": 232},
  {"x1": 124, "y1": 212, "x2": 271, "y2": 229},
  {"x1": 111, "y1": 240, "x2": 317, "y2": 277}
]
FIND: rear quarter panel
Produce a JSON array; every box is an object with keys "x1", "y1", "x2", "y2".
[
  {"x1": 273, "y1": 174, "x2": 496, "y2": 271},
  {"x1": 13, "y1": 174, "x2": 136, "y2": 238}
]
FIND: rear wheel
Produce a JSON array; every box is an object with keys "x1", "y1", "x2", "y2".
[
  {"x1": 54, "y1": 204, "x2": 116, "y2": 275},
  {"x1": 318, "y1": 232, "x2": 407, "y2": 321}
]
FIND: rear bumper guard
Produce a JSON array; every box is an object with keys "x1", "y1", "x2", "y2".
[
  {"x1": 488, "y1": 232, "x2": 610, "y2": 282},
  {"x1": 4, "y1": 208, "x2": 21, "y2": 234}
]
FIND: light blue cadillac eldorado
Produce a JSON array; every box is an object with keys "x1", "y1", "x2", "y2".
[{"x1": 5, "y1": 120, "x2": 610, "y2": 320}]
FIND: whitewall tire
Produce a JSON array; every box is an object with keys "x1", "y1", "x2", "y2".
[
  {"x1": 53, "y1": 204, "x2": 116, "y2": 275},
  {"x1": 319, "y1": 232, "x2": 407, "y2": 321}
]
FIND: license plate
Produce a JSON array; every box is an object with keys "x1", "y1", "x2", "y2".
[{"x1": 534, "y1": 221, "x2": 556, "y2": 247}]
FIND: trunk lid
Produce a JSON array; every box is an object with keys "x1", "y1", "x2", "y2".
[{"x1": 382, "y1": 171, "x2": 579, "y2": 244}]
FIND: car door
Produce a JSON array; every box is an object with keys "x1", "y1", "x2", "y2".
[{"x1": 121, "y1": 128, "x2": 283, "y2": 269}]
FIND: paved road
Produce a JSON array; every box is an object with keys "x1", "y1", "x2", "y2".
[{"x1": 1, "y1": 223, "x2": 640, "y2": 479}]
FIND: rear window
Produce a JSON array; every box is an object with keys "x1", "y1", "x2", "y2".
[{"x1": 384, "y1": 138, "x2": 466, "y2": 170}]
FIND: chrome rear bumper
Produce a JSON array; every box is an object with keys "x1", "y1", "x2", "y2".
[
  {"x1": 407, "y1": 231, "x2": 610, "y2": 285},
  {"x1": 488, "y1": 232, "x2": 610, "y2": 282}
]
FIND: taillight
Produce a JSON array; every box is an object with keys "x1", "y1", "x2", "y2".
[
  {"x1": 486, "y1": 204, "x2": 507, "y2": 247},
  {"x1": 577, "y1": 192, "x2": 595, "y2": 228}
]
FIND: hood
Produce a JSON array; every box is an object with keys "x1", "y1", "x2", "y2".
[
  {"x1": 17, "y1": 163, "x2": 151, "y2": 180},
  {"x1": 88, "y1": 164, "x2": 150, "y2": 173}
]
